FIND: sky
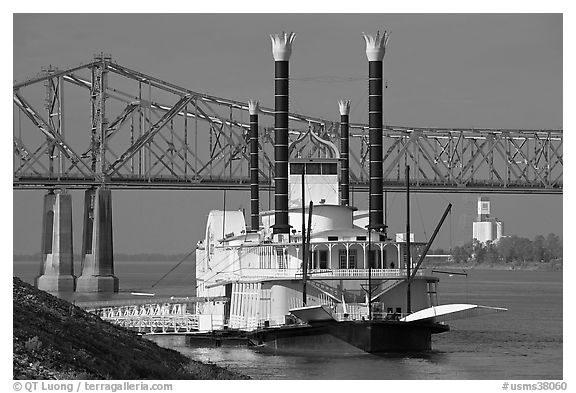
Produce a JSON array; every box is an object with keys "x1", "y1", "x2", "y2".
[{"x1": 11, "y1": 12, "x2": 564, "y2": 255}]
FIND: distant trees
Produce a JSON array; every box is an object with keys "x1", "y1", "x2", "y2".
[
  {"x1": 546, "y1": 233, "x2": 562, "y2": 260},
  {"x1": 451, "y1": 242, "x2": 473, "y2": 264},
  {"x1": 449, "y1": 233, "x2": 562, "y2": 265}
]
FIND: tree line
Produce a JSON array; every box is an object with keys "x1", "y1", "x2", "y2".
[{"x1": 433, "y1": 233, "x2": 562, "y2": 265}]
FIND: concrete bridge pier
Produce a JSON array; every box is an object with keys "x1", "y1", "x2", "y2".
[
  {"x1": 76, "y1": 187, "x2": 119, "y2": 292},
  {"x1": 35, "y1": 190, "x2": 76, "y2": 292}
]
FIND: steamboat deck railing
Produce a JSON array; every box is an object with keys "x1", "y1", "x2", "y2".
[{"x1": 212, "y1": 268, "x2": 423, "y2": 282}]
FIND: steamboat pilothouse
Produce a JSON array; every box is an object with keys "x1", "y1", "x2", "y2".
[{"x1": 193, "y1": 31, "x2": 505, "y2": 353}]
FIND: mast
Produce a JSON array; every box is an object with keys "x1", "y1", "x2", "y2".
[
  {"x1": 222, "y1": 189, "x2": 226, "y2": 241},
  {"x1": 305, "y1": 201, "x2": 313, "y2": 306},
  {"x1": 368, "y1": 229, "x2": 372, "y2": 320},
  {"x1": 301, "y1": 165, "x2": 307, "y2": 306},
  {"x1": 409, "y1": 203, "x2": 453, "y2": 281},
  {"x1": 384, "y1": 190, "x2": 387, "y2": 230},
  {"x1": 406, "y1": 165, "x2": 411, "y2": 315}
]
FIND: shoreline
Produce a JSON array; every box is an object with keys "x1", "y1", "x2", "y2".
[
  {"x1": 423, "y1": 262, "x2": 562, "y2": 272},
  {"x1": 13, "y1": 277, "x2": 249, "y2": 380}
]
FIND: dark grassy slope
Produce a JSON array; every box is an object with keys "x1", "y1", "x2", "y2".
[{"x1": 13, "y1": 277, "x2": 248, "y2": 380}]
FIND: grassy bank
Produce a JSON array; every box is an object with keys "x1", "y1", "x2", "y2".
[{"x1": 13, "y1": 277, "x2": 249, "y2": 380}]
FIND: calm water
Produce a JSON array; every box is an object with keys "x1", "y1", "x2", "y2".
[{"x1": 14, "y1": 261, "x2": 563, "y2": 379}]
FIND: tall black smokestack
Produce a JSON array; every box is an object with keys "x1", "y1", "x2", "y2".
[
  {"x1": 339, "y1": 100, "x2": 351, "y2": 206},
  {"x1": 363, "y1": 30, "x2": 389, "y2": 233},
  {"x1": 270, "y1": 32, "x2": 295, "y2": 235},
  {"x1": 248, "y1": 99, "x2": 260, "y2": 232}
]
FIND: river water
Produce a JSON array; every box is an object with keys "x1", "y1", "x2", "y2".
[{"x1": 14, "y1": 261, "x2": 563, "y2": 379}]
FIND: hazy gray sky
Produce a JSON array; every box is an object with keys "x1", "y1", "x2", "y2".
[{"x1": 12, "y1": 13, "x2": 563, "y2": 255}]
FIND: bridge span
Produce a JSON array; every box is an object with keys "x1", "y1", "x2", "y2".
[{"x1": 14, "y1": 55, "x2": 562, "y2": 194}]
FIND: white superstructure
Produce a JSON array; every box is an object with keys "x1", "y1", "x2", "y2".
[{"x1": 194, "y1": 129, "x2": 438, "y2": 332}]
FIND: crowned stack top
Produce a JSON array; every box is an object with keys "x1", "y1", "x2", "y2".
[
  {"x1": 270, "y1": 32, "x2": 296, "y2": 61},
  {"x1": 362, "y1": 31, "x2": 389, "y2": 61}
]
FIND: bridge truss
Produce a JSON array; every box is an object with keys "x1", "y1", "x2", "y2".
[{"x1": 13, "y1": 55, "x2": 562, "y2": 194}]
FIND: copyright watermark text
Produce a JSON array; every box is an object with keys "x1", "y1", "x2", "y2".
[
  {"x1": 501, "y1": 382, "x2": 567, "y2": 391},
  {"x1": 13, "y1": 382, "x2": 173, "y2": 393}
]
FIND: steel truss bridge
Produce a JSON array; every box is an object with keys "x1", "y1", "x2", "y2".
[{"x1": 13, "y1": 54, "x2": 562, "y2": 194}]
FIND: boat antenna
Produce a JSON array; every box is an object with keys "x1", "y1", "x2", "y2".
[
  {"x1": 268, "y1": 165, "x2": 272, "y2": 212},
  {"x1": 368, "y1": 226, "x2": 372, "y2": 320},
  {"x1": 406, "y1": 165, "x2": 411, "y2": 315},
  {"x1": 301, "y1": 164, "x2": 307, "y2": 306},
  {"x1": 222, "y1": 189, "x2": 227, "y2": 242},
  {"x1": 304, "y1": 200, "x2": 313, "y2": 306},
  {"x1": 384, "y1": 190, "x2": 387, "y2": 232}
]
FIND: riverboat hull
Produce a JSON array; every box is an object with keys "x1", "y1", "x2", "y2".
[{"x1": 248, "y1": 320, "x2": 450, "y2": 353}]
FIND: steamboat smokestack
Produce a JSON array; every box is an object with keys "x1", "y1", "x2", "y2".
[
  {"x1": 270, "y1": 32, "x2": 295, "y2": 235},
  {"x1": 363, "y1": 30, "x2": 389, "y2": 232},
  {"x1": 339, "y1": 100, "x2": 351, "y2": 206},
  {"x1": 248, "y1": 100, "x2": 260, "y2": 232}
]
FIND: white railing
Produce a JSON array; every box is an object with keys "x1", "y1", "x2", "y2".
[
  {"x1": 307, "y1": 268, "x2": 422, "y2": 278},
  {"x1": 240, "y1": 268, "x2": 301, "y2": 278},
  {"x1": 334, "y1": 311, "x2": 409, "y2": 322},
  {"x1": 335, "y1": 312, "x2": 367, "y2": 321},
  {"x1": 89, "y1": 303, "x2": 190, "y2": 319},
  {"x1": 229, "y1": 314, "x2": 260, "y2": 331},
  {"x1": 211, "y1": 268, "x2": 423, "y2": 281},
  {"x1": 104, "y1": 314, "x2": 199, "y2": 334}
]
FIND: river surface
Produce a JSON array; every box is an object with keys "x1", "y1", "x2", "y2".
[{"x1": 14, "y1": 260, "x2": 563, "y2": 379}]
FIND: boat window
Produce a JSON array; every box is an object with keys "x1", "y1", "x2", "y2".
[
  {"x1": 290, "y1": 163, "x2": 304, "y2": 175},
  {"x1": 275, "y1": 247, "x2": 287, "y2": 269},
  {"x1": 338, "y1": 250, "x2": 347, "y2": 269},
  {"x1": 356, "y1": 236, "x2": 366, "y2": 241},
  {"x1": 318, "y1": 250, "x2": 328, "y2": 269},
  {"x1": 305, "y1": 163, "x2": 321, "y2": 174},
  {"x1": 328, "y1": 236, "x2": 339, "y2": 241},
  {"x1": 321, "y1": 163, "x2": 338, "y2": 175},
  {"x1": 338, "y1": 249, "x2": 357, "y2": 269},
  {"x1": 291, "y1": 162, "x2": 337, "y2": 175},
  {"x1": 349, "y1": 250, "x2": 357, "y2": 269}
]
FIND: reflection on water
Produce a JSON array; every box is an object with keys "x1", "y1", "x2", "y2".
[{"x1": 147, "y1": 336, "x2": 452, "y2": 380}]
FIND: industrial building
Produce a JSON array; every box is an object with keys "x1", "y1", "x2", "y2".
[{"x1": 472, "y1": 196, "x2": 504, "y2": 243}]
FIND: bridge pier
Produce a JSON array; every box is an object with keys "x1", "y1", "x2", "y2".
[
  {"x1": 76, "y1": 187, "x2": 119, "y2": 293},
  {"x1": 35, "y1": 190, "x2": 76, "y2": 292}
]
